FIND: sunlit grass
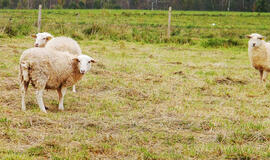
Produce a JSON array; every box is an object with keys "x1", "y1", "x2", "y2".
[{"x1": 0, "y1": 10, "x2": 270, "y2": 159}]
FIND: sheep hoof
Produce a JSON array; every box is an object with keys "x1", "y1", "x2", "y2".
[
  {"x1": 45, "y1": 106, "x2": 49, "y2": 110},
  {"x1": 41, "y1": 109, "x2": 47, "y2": 113},
  {"x1": 21, "y1": 107, "x2": 26, "y2": 111}
]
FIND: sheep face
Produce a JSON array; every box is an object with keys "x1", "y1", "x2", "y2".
[
  {"x1": 31, "y1": 32, "x2": 53, "y2": 48},
  {"x1": 73, "y1": 55, "x2": 96, "y2": 74},
  {"x1": 247, "y1": 33, "x2": 265, "y2": 48}
]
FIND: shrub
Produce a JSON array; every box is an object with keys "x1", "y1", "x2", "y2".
[
  {"x1": 201, "y1": 38, "x2": 223, "y2": 48},
  {"x1": 201, "y1": 38, "x2": 242, "y2": 48},
  {"x1": 175, "y1": 37, "x2": 195, "y2": 45},
  {"x1": 71, "y1": 31, "x2": 84, "y2": 40},
  {"x1": 4, "y1": 24, "x2": 18, "y2": 37},
  {"x1": 83, "y1": 23, "x2": 102, "y2": 36}
]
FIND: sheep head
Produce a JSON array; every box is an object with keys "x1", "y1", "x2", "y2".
[
  {"x1": 73, "y1": 55, "x2": 96, "y2": 74},
  {"x1": 247, "y1": 33, "x2": 265, "y2": 48},
  {"x1": 32, "y1": 32, "x2": 54, "y2": 48}
]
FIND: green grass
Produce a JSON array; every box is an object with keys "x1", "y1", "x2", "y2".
[
  {"x1": 1, "y1": 9, "x2": 270, "y2": 47},
  {"x1": 0, "y1": 9, "x2": 270, "y2": 159}
]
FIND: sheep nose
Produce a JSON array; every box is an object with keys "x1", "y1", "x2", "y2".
[
  {"x1": 253, "y1": 43, "x2": 256, "y2": 47},
  {"x1": 35, "y1": 43, "x2": 39, "y2": 47},
  {"x1": 80, "y1": 69, "x2": 86, "y2": 74}
]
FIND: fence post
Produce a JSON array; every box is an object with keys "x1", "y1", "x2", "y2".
[
  {"x1": 38, "y1": 4, "x2": 42, "y2": 32},
  {"x1": 227, "y1": 0, "x2": 231, "y2": 11},
  {"x1": 167, "y1": 6, "x2": 172, "y2": 38},
  {"x1": 76, "y1": 13, "x2": 80, "y2": 25}
]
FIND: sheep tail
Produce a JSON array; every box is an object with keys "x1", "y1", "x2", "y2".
[{"x1": 20, "y1": 62, "x2": 30, "y2": 91}]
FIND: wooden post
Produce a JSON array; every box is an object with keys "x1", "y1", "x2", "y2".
[
  {"x1": 38, "y1": 4, "x2": 42, "y2": 32},
  {"x1": 167, "y1": 6, "x2": 172, "y2": 38},
  {"x1": 76, "y1": 13, "x2": 80, "y2": 25},
  {"x1": 227, "y1": 0, "x2": 231, "y2": 11}
]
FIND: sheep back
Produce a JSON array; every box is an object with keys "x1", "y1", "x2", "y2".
[
  {"x1": 20, "y1": 48, "x2": 83, "y2": 90},
  {"x1": 45, "y1": 37, "x2": 82, "y2": 56}
]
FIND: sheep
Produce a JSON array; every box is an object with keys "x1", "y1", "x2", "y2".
[
  {"x1": 31, "y1": 32, "x2": 82, "y2": 92},
  {"x1": 31, "y1": 32, "x2": 54, "y2": 47},
  {"x1": 19, "y1": 47, "x2": 96, "y2": 113},
  {"x1": 45, "y1": 36, "x2": 82, "y2": 56},
  {"x1": 247, "y1": 33, "x2": 270, "y2": 83}
]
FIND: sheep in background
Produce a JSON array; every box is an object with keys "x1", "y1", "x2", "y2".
[
  {"x1": 31, "y1": 32, "x2": 82, "y2": 92},
  {"x1": 247, "y1": 33, "x2": 270, "y2": 83},
  {"x1": 31, "y1": 32, "x2": 54, "y2": 47},
  {"x1": 46, "y1": 37, "x2": 82, "y2": 56},
  {"x1": 19, "y1": 47, "x2": 96, "y2": 113}
]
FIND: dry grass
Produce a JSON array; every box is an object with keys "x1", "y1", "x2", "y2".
[{"x1": 0, "y1": 37, "x2": 270, "y2": 159}]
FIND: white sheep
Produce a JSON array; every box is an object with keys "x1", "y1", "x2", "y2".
[
  {"x1": 31, "y1": 32, "x2": 54, "y2": 47},
  {"x1": 19, "y1": 47, "x2": 96, "y2": 113},
  {"x1": 31, "y1": 32, "x2": 82, "y2": 92},
  {"x1": 247, "y1": 33, "x2": 270, "y2": 82}
]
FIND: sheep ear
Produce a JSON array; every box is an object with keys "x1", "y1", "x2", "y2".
[
  {"x1": 46, "y1": 36, "x2": 53, "y2": 41},
  {"x1": 90, "y1": 59, "x2": 96, "y2": 63},
  {"x1": 246, "y1": 35, "x2": 252, "y2": 39},
  {"x1": 72, "y1": 58, "x2": 79, "y2": 63},
  {"x1": 31, "y1": 34, "x2": 37, "y2": 38},
  {"x1": 259, "y1": 36, "x2": 265, "y2": 40}
]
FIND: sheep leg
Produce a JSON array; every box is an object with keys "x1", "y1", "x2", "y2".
[
  {"x1": 262, "y1": 71, "x2": 268, "y2": 82},
  {"x1": 260, "y1": 70, "x2": 264, "y2": 82},
  {"x1": 58, "y1": 87, "x2": 67, "y2": 111},
  {"x1": 21, "y1": 83, "x2": 26, "y2": 111},
  {"x1": 36, "y1": 89, "x2": 47, "y2": 113},
  {"x1": 72, "y1": 85, "x2": 76, "y2": 93}
]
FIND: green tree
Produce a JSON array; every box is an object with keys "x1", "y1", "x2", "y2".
[
  {"x1": 17, "y1": 0, "x2": 23, "y2": 8},
  {"x1": 255, "y1": 0, "x2": 268, "y2": 12},
  {"x1": 78, "y1": 0, "x2": 86, "y2": 8},
  {"x1": 69, "y1": 1, "x2": 78, "y2": 8},
  {"x1": 93, "y1": 0, "x2": 102, "y2": 9},
  {"x1": 1, "y1": 0, "x2": 10, "y2": 8}
]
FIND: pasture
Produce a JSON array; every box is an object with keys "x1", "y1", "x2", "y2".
[{"x1": 0, "y1": 10, "x2": 270, "y2": 159}]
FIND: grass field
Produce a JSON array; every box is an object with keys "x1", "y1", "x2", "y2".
[
  {"x1": 2, "y1": 9, "x2": 270, "y2": 47},
  {"x1": 0, "y1": 10, "x2": 270, "y2": 159}
]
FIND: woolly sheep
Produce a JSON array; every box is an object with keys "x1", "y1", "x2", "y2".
[
  {"x1": 247, "y1": 33, "x2": 270, "y2": 82},
  {"x1": 31, "y1": 32, "x2": 82, "y2": 92},
  {"x1": 19, "y1": 47, "x2": 96, "y2": 113},
  {"x1": 31, "y1": 32, "x2": 54, "y2": 47}
]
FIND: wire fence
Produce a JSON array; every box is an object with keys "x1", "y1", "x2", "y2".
[{"x1": 1, "y1": 9, "x2": 270, "y2": 47}]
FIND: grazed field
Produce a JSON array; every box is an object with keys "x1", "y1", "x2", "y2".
[
  {"x1": 1, "y1": 37, "x2": 270, "y2": 159},
  {"x1": 0, "y1": 10, "x2": 270, "y2": 159}
]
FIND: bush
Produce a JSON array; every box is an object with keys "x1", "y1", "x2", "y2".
[
  {"x1": 226, "y1": 39, "x2": 241, "y2": 47},
  {"x1": 4, "y1": 24, "x2": 18, "y2": 37},
  {"x1": 71, "y1": 31, "x2": 84, "y2": 40},
  {"x1": 17, "y1": 23, "x2": 32, "y2": 36},
  {"x1": 83, "y1": 23, "x2": 102, "y2": 36},
  {"x1": 175, "y1": 37, "x2": 195, "y2": 45},
  {"x1": 201, "y1": 38, "x2": 242, "y2": 48},
  {"x1": 201, "y1": 38, "x2": 224, "y2": 48}
]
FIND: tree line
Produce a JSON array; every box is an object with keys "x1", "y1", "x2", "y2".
[{"x1": 0, "y1": 0, "x2": 270, "y2": 12}]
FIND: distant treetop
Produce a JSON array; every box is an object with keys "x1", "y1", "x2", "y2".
[{"x1": 0, "y1": 0, "x2": 269, "y2": 12}]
